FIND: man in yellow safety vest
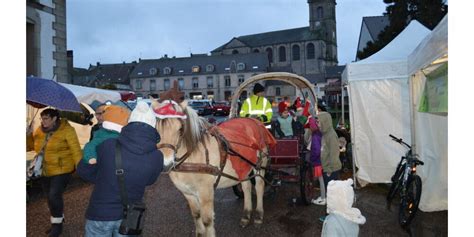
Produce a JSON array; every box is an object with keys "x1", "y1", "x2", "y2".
[{"x1": 239, "y1": 83, "x2": 273, "y2": 126}]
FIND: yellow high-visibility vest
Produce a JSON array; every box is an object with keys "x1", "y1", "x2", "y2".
[{"x1": 239, "y1": 94, "x2": 273, "y2": 123}]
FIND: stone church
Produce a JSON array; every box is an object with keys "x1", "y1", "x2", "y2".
[{"x1": 211, "y1": 0, "x2": 338, "y2": 85}]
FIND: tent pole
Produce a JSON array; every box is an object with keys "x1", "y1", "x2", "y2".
[
  {"x1": 341, "y1": 82, "x2": 345, "y2": 125},
  {"x1": 347, "y1": 83, "x2": 357, "y2": 189},
  {"x1": 408, "y1": 74, "x2": 417, "y2": 154}
]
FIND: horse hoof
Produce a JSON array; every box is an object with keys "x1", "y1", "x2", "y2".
[
  {"x1": 239, "y1": 219, "x2": 250, "y2": 228},
  {"x1": 254, "y1": 218, "x2": 263, "y2": 225}
]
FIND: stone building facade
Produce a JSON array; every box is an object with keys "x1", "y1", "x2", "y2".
[
  {"x1": 129, "y1": 53, "x2": 269, "y2": 101},
  {"x1": 211, "y1": 0, "x2": 337, "y2": 84},
  {"x1": 27, "y1": 0, "x2": 68, "y2": 83}
]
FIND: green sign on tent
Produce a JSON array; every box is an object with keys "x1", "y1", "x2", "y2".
[{"x1": 418, "y1": 62, "x2": 448, "y2": 115}]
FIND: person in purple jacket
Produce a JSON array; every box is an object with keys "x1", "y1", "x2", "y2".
[{"x1": 77, "y1": 101, "x2": 163, "y2": 236}]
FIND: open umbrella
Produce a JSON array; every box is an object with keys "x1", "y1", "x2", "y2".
[{"x1": 26, "y1": 77, "x2": 82, "y2": 112}]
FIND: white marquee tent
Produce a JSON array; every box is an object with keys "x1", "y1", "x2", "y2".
[
  {"x1": 342, "y1": 20, "x2": 431, "y2": 183},
  {"x1": 342, "y1": 16, "x2": 448, "y2": 212},
  {"x1": 406, "y1": 15, "x2": 448, "y2": 212}
]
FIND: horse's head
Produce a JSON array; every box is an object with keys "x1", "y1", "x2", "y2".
[{"x1": 152, "y1": 99, "x2": 207, "y2": 172}]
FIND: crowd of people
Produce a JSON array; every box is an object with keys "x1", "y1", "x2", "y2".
[{"x1": 27, "y1": 83, "x2": 363, "y2": 236}]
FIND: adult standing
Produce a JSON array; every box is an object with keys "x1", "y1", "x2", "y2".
[
  {"x1": 89, "y1": 104, "x2": 106, "y2": 141},
  {"x1": 239, "y1": 83, "x2": 273, "y2": 125},
  {"x1": 26, "y1": 108, "x2": 82, "y2": 237},
  {"x1": 77, "y1": 101, "x2": 164, "y2": 236}
]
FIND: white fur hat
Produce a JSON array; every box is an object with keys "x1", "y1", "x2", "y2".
[
  {"x1": 327, "y1": 179, "x2": 366, "y2": 225},
  {"x1": 129, "y1": 101, "x2": 156, "y2": 128}
]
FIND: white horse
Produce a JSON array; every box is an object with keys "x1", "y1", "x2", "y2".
[{"x1": 153, "y1": 100, "x2": 274, "y2": 237}]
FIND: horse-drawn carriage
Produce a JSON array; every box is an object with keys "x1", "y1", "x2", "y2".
[
  {"x1": 228, "y1": 72, "x2": 319, "y2": 205},
  {"x1": 153, "y1": 72, "x2": 319, "y2": 236}
]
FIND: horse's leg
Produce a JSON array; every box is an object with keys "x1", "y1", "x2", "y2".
[
  {"x1": 183, "y1": 194, "x2": 205, "y2": 237},
  {"x1": 239, "y1": 180, "x2": 253, "y2": 228},
  {"x1": 198, "y1": 188, "x2": 216, "y2": 237},
  {"x1": 254, "y1": 156, "x2": 268, "y2": 225}
]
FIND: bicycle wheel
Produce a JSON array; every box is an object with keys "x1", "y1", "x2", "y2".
[
  {"x1": 398, "y1": 175, "x2": 422, "y2": 227},
  {"x1": 386, "y1": 163, "x2": 405, "y2": 208}
]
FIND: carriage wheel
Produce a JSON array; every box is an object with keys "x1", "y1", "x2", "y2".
[{"x1": 300, "y1": 162, "x2": 316, "y2": 205}]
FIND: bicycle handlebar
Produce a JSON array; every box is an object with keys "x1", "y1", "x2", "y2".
[{"x1": 389, "y1": 134, "x2": 411, "y2": 149}]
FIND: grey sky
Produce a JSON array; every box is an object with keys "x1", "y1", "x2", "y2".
[{"x1": 67, "y1": 0, "x2": 387, "y2": 68}]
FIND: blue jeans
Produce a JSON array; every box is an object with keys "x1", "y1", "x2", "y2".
[
  {"x1": 85, "y1": 219, "x2": 138, "y2": 237},
  {"x1": 41, "y1": 172, "x2": 72, "y2": 218}
]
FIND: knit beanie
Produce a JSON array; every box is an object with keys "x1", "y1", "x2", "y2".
[
  {"x1": 129, "y1": 101, "x2": 157, "y2": 128},
  {"x1": 253, "y1": 83, "x2": 265, "y2": 94},
  {"x1": 102, "y1": 105, "x2": 131, "y2": 132}
]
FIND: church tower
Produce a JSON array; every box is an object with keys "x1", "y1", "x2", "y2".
[{"x1": 308, "y1": 0, "x2": 338, "y2": 64}]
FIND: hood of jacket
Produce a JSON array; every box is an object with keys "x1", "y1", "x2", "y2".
[
  {"x1": 318, "y1": 112, "x2": 333, "y2": 135},
  {"x1": 327, "y1": 179, "x2": 366, "y2": 225},
  {"x1": 118, "y1": 122, "x2": 160, "y2": 155}
]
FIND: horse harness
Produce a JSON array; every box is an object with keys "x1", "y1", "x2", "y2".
[{"x1": 156, "y1": 118, "x2": 270, "y2": 189}]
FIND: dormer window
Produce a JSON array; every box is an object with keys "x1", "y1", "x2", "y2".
[
  {"x1": 225, "y1": 67, "x2": 230, "y2": 71},
  {"x1": 192, "y1": 66, "x2": 200, "y2": 73},
  {"x1": 252, "y1": 66, "x2": 259, "y2": 69},
  {"x1": 163, "y1": 67, "x2": 172, "y2": 75},
  {"x1": 137, "y1": 72, "x2": 143, "y2": 75},
  {"x1": 178, "y1": 69, "x2": 184, "y2": 73},
  {"x1": 206, "y1": 64, "x2": 214, "y2": 72},
  {"x1": 149, "y1": 68, "x2": 157, "y2": 75},
  {"x1": 237, "y1": 63, "x2": 245, "y2": 71}
]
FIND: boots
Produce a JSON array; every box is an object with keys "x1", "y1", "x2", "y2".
[
  {"x1": 48, "y1": 223, "x2": 63, "y2": 237},
  {"x1": 46, "y1": 216, "x2": 64, "y2": 237}
]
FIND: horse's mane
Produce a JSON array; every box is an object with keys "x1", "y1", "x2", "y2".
[{"x1": 181, "y1": 104, "x2": 209, "y2": 154}]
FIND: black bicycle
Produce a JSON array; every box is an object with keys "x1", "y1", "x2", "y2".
[{"x1": 386, "y1": 134, "x2": 424, "y2": 227}]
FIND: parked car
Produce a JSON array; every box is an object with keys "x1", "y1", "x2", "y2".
[
  {"x1": 213, "y1": 101, "x2": 230, "y2": 116},
  {"x1": 188, "y1": 100, "x2": 214, "y2": 116}
]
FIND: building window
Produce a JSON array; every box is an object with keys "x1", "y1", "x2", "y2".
[
  {"x1": 149, "y1": 68, "x2": 157, "y2": 75},
  {"x1": 317, "y1": 6, "x2": 324, "y2": 19},
  {"x1": 237, "y1": 63, "x2": 245, "y2": 71},
  {"x1": 232, "y1": 49, "x2": 239, "y2": 54},
  {"x1": 136, "y1": 80, "x2": 142, "y2": 89},
  {"x1": 230, "y1": 61, "x2": 237, "y2": 73},
  {"x1": 178, "y1": 78, "x2": 184, "y2": 90},
  {"x1": 292, "y1": 45, "x2": 300, "y2": 61},
  {"x1": 206, "y1": 64, "x2": 214, "y2": 72},
  {"x1": 276, "y1": 87, "x2": 281, "y2": 96},
  {"x1": 207, "y1": 76, "x2": 213, "y2": 88},
  {"x1": 253, "y1": 49, "x2": 260, "y2": 53},
  {"x1": 164, "y1": 79, "x2": 170, "y2": 90},
  {"x1": 192, "y1": 66, "x2": 200, "y2": 73},
  {"x1": 238, "y1": 75, "x2": 245, "y2": 85},
  {"x1": 192, "y1": 77, "x2": 199, "y2": 88},
  {"x1": 307, "y1": 43, "x2": 315, "y2": 59},
  {"x1": 266, "y1": 48, "x2": 273, "y2": 63},
  {"x1": 150, "y1": 79, "x2": 156, "y2": 91},
  {"x1": 279, "y1": 46, "x2": 286, "y2": 62},
  {"x1": 164, "y1": 67, "x2": 172, "y2": 75},
  {"x1": 224, "y1": 75, "x2": 231, "y2": 87}
]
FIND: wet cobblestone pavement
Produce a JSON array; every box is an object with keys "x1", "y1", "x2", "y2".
[{"x1": 27, "y1": 173, "x2": 447, "y2": 236}]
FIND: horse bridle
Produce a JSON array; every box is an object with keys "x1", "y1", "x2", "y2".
[{"x1": 155, "y1": 114, "x2": 193, "y2": 168}]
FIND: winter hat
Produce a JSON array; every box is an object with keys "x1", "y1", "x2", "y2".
[
  {"x1": 102, "y1": 105, "x2": 131, "y2": 132},
  {"x1": 326, "y1": 179, "x2": 366, "y2": 225},
  {"x1": 278, "y1": 101, "x2": 288, "y2": 114},
  {"x1": 294, "y1": 97, "x2": 302, "y2": 111},
  {"x1": 302, "y1": 100, "x2": 312, "y2": 117},
  {"x1": 154, "y1": 100, "x2": 187, "y2": 119},
  {"x1": 253, "y1": 83, "x2": 265, "y2": 94},
  {"x1": 129, "y1": 101, "x2": 157, "y2": 128}
]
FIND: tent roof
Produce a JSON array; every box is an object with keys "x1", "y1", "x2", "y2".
[
  {"x1": 343, "y1": 20, "x2": 431, "y2": 82},
  {"x1": 408, "y1": 15, "x2": 448, "y2": 75},
  {"x1": 60, "y1": 83, "x2": 121, "y2": 105},
  {"x1": 357, "y1": 20, "x2": 431, "y2": 64}
]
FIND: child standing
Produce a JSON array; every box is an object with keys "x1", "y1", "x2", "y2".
[{"x1": 305, "y1": 115, "x2": 326, "y2": 205}]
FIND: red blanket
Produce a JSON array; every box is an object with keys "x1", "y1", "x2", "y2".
[{"x1": 217, "y1": 118, "x2": 276, "y2": 180}]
